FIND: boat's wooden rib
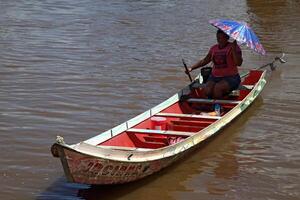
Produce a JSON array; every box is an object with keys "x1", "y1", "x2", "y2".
[
  {"x1": 187, "y1": 98, "x2": 242, "y2": 104},
  {"x1": 127, "y1": 128, "x2": 195, "y2": 136},
  {"x1": 155, "y1": 112, "x2": 222, "y2": 120}
]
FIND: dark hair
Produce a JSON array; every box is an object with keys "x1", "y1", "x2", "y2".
[{"x1": 217, "y1": 29, "x2": 229, "y2": 40}]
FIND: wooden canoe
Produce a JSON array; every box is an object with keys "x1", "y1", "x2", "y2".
[{"x1": 51, "y1": 69, "x2": 266, "y2": 185}]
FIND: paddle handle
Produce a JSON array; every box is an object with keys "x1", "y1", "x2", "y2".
[{"x1": 182, "y1": 59, "x2": 193, "y2": 82}]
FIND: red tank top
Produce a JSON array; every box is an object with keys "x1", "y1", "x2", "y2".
[{"x1": 209, "y1": 42, "x2": 242, "y2": 77}]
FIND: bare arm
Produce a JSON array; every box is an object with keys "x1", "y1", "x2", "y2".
[
  {"x1": 188, "y1": 52, "x2": 212, "y2": 72},
  {"x1": 231, "y1": 40, "x2": 243, "y2": 66}
]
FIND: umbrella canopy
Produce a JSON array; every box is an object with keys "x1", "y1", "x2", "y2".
[{"x1": 209, "y1": 19, "x2": 266, "y2": 55}]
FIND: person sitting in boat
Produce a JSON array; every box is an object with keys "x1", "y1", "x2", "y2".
[{"x1": 187, "y1": 29, "x2": 243, "y2": 99}]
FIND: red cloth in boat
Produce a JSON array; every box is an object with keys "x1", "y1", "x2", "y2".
[{"x1": 209, "y1": 42, "x2": 242, "y2": 77}]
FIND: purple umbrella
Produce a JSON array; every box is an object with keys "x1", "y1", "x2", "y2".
[{"x1": 209, "y1": 19, "x2": 266, "y2": 55}]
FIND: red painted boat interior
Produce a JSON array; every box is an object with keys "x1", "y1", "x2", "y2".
[{"x1": 99, "y1": 70, "x2": 263, "y2": 149}]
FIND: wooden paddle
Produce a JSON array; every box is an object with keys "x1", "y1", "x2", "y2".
[{"x1": 182, "y1": 59, "x2": 193, "y2": 82}]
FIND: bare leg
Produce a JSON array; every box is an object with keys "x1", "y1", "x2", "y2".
[
  {"x1": 204, "y1": 80, "x2": 215, "y2": 99},
  {"x1": 213, "y1": 80, "x2": 231, "y2": 99}
]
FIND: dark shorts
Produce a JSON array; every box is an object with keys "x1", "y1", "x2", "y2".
[{"x1": 207, "y1": 74, "x2": 241, "y2": 91}]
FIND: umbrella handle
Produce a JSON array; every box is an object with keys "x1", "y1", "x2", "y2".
[{"x1": 182, "y1": 59, "x2": 193, "y2": 82}]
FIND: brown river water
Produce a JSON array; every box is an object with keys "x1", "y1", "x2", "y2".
[{"x1": 0, "y1": 0, "x2": 299, "y2": 199}]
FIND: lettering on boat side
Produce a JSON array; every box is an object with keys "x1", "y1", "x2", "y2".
[
  {"x1": 71, "y1": 159, "x2": 146, "y2": 178},
  {"x1": 64, "y1": 150, "x2": 172, "y2": 183}
]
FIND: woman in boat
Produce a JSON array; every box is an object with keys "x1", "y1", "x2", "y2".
[{"x1": 187, "y1": 29, "x2": 243, "y2": 99}]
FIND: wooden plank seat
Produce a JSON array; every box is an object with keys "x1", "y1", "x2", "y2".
[
  {"x1": 127, "y1": 128, "x2": 195, "y2": 136},
  {"x1": 187, "y1": 98, "x2": 242, "y2": 104},
  {"x1": 155, "y1": 112, "x2": 221, "y2": 120},
  {"x1": 97, "y1": 145, "x2": 152, "y2": 151},
  {"x1": 191, "y1": 82, "x2": 254, "y2": 90},
  {"x1": 170, "y1": 119, "x2": 212, "y2": 127}
]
